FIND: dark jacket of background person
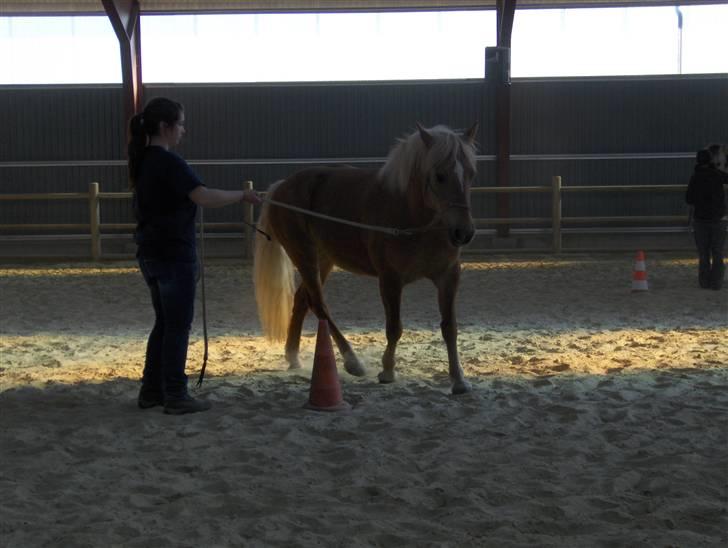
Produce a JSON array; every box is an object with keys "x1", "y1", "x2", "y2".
[{"x1": 685, "y1": 165, "x2": 728, "y2": 221}]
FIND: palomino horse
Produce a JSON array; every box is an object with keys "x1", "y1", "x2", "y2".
[{"x1": 253, "y1": 123, "x2": 478, "y2": 394}]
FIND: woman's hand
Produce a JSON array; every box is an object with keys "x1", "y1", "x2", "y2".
[{"x1": 242, "y1": 189, "x2": 263, "y2": 205}]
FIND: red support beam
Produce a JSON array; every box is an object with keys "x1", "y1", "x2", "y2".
[
  {"x1": 103, "y1": 0, "x2": 142, "y2": 133},
  {"x1": 494, "y1": 0, "x2": 516, "y2": 238}
]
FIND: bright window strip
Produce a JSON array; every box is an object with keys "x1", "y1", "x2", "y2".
[
  {"x1": 510, "y1": 5, "x2": 728, "y2": 77},
  {"x1": 0, "y1": 5, "x2": 726, "y2": 85},
  {"x1": 140, "y1": 11, "x2": 497, "y2": 83},
  {"x1": 0, "y1": 16, "x2": 121, "y2": 84}
]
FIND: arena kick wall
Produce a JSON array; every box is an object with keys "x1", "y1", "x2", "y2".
[{"x1": 1, "y1": 75, "x2": 726, "y2": 241}]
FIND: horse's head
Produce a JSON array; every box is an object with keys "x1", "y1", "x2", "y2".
[{"x1": 416, "y1": 123, "x2": 478, "y2": 247}]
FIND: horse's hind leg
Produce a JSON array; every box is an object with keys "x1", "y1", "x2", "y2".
[
  {"x1": 284, "y1": 285, "x2": 309, "y2": 369},
  {"x1": 292, "y1": 259, "x2": 366, "y2": 377},
  {"x1": 284, "y1": 262, "x2": 334, "y2": 369},
  {"x1": 435, "y1": 263, "x2": 471, "y2": 395},
  {"x1": 377, "y1": 273, "x2": 403, "y2": 384}
]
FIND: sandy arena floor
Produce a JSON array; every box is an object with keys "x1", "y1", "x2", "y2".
[{"x1": 1, "y1": 253, "x2": 727, "y2": 547}]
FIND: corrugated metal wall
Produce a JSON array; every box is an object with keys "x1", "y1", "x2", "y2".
[
  {"x1": 1, "y1": 85, "x2": 125, "y2": 162},
  {"x1": 155, "y1": 81, "x2": 489, "y2": 159},
  {"x1": 1, "y1": 75, "x2": 726, "y2": 228},
  {"x1": 507, "y1": 76, "x2": 728, "y2": 222},
  {"x1": 512, "y1": 77, "x2": 726, "y2": 154}
]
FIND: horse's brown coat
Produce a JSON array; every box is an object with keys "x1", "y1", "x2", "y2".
[{"x1": 254, "y1": 124, "x2": 478, "y2": 393}]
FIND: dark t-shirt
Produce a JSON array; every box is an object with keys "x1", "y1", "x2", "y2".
[
  {"x1": 133, "y1": 146, "x2": 204, "y2": 260},
  {"x1": 685, "y1": 166, "x2": 728, "y2": 221}
]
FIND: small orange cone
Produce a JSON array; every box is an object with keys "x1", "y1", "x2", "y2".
[
  {"x1": 304, "y1": 319, "x2": 350, "y2": 412},
  {"x1": 631, "y1": 250, "x2": 648, "y2": 292}
]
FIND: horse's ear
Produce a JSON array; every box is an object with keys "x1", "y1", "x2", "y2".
[
  {"x1": 416, "y1": 122, "x2": 434, "y2": 149},
  {"x1": 463, "y1": 122, "x2": 479, "y2": 145}
]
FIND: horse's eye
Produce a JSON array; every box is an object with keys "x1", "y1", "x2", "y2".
[{"x1": 435, "y1": 173, "x2": 446, "y2": 183}]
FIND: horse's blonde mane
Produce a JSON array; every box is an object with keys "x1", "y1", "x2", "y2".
[{"x1": 378, "y1": 125, "x2": 477, "y2": 192}]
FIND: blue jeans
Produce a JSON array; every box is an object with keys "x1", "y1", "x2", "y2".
[
  {"x1": 138, "y1": 257, "x2": 198, "y2": 400},
  {"x1": 693, "y1": 220, "x2": 727, "y2": 289}
]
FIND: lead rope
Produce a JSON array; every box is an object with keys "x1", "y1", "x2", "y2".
[
  {"x1": 196, "y1": 207, "x2": 209, "y2": 387},
  {"x1": 262, "y1": 197, "x2": 451, "y2": 236}
]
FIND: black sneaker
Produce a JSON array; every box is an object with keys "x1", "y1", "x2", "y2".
[
  {"x1": 138, "y1": 390, "x2": 164, "y2": 409},
  {"x1": 163, "y1": 396, "x2": 212, "y2": 415}
]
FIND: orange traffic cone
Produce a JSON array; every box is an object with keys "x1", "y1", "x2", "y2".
[
  {"x1": 304, "y1": 319, "x2": 350, "y2": 412},
  {"x1": 631, "y1": 250, "x2": 648, "y2": 292}
]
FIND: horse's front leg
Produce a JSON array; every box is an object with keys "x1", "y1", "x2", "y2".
[
  {"x1": 377, "y1": 274, "x2": 403, "y2": 384},
  {"x1": 435, "y1": 263, "x2": 471, "y2": 395}
]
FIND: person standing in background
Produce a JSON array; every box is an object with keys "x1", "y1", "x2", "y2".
[{"x1": 685, "y1": 144, "x2": 728, "y2": 290}]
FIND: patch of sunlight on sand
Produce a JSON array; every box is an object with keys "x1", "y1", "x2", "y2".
[
  {"x1": 0, "y1": 265, "x2": 139, "y2": 278},
  {"x1": 461, "y1": 257, "x2": 698, "y2": 271},
  {"x1": 3, "y1": 326, "x2": 725, "y2": 391}
]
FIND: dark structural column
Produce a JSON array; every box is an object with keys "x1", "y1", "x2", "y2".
[
  {"x1": 103, "y1": 0, "x2": 142, "y2": 130},
  {"x1": 488, "y1": 0, "x2": 516, "y2": 238}
]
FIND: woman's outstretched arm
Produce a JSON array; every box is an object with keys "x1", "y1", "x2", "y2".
[{"x1": 189, "y1": 186, "x2": 262, "y2": 208}]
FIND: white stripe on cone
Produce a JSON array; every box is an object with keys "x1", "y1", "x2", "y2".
[
  {"x1": 632, "y1": 251, "x2": 648, "y2": 292},
  {"x1": 632, "y1": 279, "x2": 648, "y2": 291}
]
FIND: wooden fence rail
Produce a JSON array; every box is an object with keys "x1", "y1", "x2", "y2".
[{"x1": 0, "y1": 177, "x2": 688, "y2": 259}]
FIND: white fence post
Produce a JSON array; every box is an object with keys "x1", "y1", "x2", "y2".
[
  {"x1": 551, "y1": 175, "x2": 562, "y2": 253},
  {"x1": 89, "y1": 182, "x2": 101, "y2": 260},
  {"x1": 243, "y1": 180, "x2": 254, "y2": 260}
]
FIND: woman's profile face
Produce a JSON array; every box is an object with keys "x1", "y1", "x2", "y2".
[
  {"x1": 159, "y1": 111, "x2": 185, "y2": 147},
  {"x1": 168, "y1": 112, "x2": 186, "y2": 146}
]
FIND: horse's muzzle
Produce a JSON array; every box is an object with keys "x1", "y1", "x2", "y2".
[{"x1": 449, "y1": 225, "x2": 475, "y2": 247}]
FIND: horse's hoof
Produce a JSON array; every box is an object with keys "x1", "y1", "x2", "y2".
[
  {"x1": 451, "y1": 380, "x2": 472, "y2": 395},
  {"x1": 378, "y1": 371, "x2": 396, "y2": 384},
  {"x1": 343, "y1": 353, "x2": 366, "y2": 377},
  {"x1": 286, "y1": 357, "x2": 303, "y2": 370}
]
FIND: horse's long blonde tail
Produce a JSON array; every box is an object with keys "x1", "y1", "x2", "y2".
[{"x1": 253, "y1": 199, "x2": 295, "y2": 341}]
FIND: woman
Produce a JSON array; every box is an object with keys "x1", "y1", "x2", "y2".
[
  {"x1": 685, "y1": 144, "x2": 728, "y2": 290},
  {"x1": 129, "y1": 97, "x2": 261, "y2": 414}
]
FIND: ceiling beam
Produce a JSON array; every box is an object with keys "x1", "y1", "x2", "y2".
[
  {"x1": 103, "y1": 0, "x2": 143, "y2": 143},
  {"x1": 0, "y1": 0, "x2": 724, "y2": 16}
]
